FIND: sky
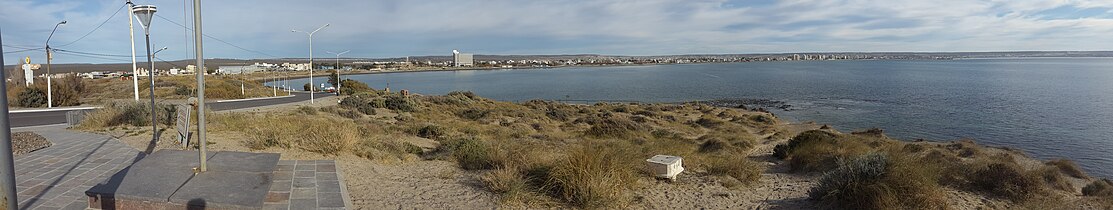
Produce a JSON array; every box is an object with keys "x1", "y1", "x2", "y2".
[{"x1": 2, "y1": 0, "x2": 1113, "y2": 64}]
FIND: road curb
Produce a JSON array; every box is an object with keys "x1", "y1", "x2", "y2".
[
  {"x1": 214, "y1": 95, "x2": 296, "y2": 103},
  {"x1": 8, "y1": 106, "x2": 99, "y2": 114}
]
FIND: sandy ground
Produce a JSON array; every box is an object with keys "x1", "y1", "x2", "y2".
[{"x1": 89, "y1": 103, "x2": 1107, "y2": 210}]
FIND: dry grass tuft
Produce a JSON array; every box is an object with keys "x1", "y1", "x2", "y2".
[
  {"x1": 1046, "y1": 159, "x2": 1088, "y2": 179},
  {"x1": 968, "y1": 162, "x2": 1042, "y2": 201},
  {"x1": 547, "y1": 142, "x2": 637, "y2": 208},
  {"x1": 705, "y1": 155, "x2": 765, "y2": 187}
]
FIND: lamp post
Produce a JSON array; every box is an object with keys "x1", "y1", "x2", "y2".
[
  {"x1": 326, "y1": 50, "x2": 349, "y2": 95},
  {"x1": 133, "y1": 4, "x2": 158, "y2": 141},
  {"x1": 191, "y1": 0, "x2": 208, "y2": 172},
  {"x1": 292, "y1": 23, "x2": 329, "y2": 103},
  {"x1": 45, "y1": 20, "x2": 66, "y2": 108},
  {"x1": 1, "y1": 26, "x2": 24, "y2": 210},
  {"x1": 127, "y1": 1, "x2": 140, "y2": 101}
]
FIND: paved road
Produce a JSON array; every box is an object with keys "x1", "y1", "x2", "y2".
[{"x1": 10, "y1": 92, "x2": 331, "y2": 128}]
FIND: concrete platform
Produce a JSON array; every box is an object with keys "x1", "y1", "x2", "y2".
[{"x1": 85, "y1": 150, "x2": 280, "y2": 209}]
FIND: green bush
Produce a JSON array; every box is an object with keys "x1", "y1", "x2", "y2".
[
  {"x1": 417, "y1": 124, "x2": 447, "y2": 139},
  {"x1": 810, "y1": 153, "x2": 945, "y2": 210},
  {"x1": 457, "y1": 108, "x2": 490, "y2": 120},
  {"x1": 339, "y1": 79, "x2": 373, "y2": 95},
  {"x1": 339, "y1": 97, "x2": 376, "y2": 115},
  {"x1": 452, "y1": 137, "x2": 497, "y2": 170},
  {"x1": 384, "y1": 95, "x2": 419, "y2": 112},
  {"x1": 16, "y1": 87, "x2": 46, "y2": 107}
]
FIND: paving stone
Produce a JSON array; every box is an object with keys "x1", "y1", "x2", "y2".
[
  {"x1": 294, "y1": 170, "x2": 315, "y2": 178},
  {"x1": 316, "y1": 164, "x2": 336, "y2": 172},
  {"x1": 269, "y1": 180, "x2": 292, "y2": 192},
  {"x1": 291, "y1": 188, "x2": 316, "y2": 199},
  {"x1": 289, "y1": 198, "x2": 316, "y2": 210},
  {"x1": 293, "y1": 177, "x2": 316, "y2": 188},
  {"x1": 318, "y1": 192, "x2": 345, "y2": 208}
]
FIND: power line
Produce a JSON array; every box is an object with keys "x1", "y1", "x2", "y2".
[
  {"x1": 53, "y1": 48, "x2": 132, "y2": 57},
  {"x1": 56, "y1": 4, "x2": 127, "y2": 47},
  {"x1": 154, "y1": 14, "x2": 281, "y2": 58},
  {"x1": 2, "y1": 45, "x2": 44, "y2": 54}
]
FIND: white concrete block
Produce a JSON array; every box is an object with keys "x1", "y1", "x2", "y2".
[{"x1": 646, "y1": 155, "x2": 684, "y2": 180}]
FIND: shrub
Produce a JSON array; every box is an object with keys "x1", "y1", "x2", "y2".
[
  {"x1": 697, "y1": 133, "x2": 755, "y2": 153},
  {"x1": 458, "y1": 109, "x2": 490, "y2": 121},
  {"x1": 547, "y1": 143, "x2": 636, "y2": 208},
  {"x1": 694, "y1": 115, "x2": 726, "y2": 128},
  {"x1": 303, "y1": 83, "x2": 312, "y2": 91},
  {"x1": 51, "y1": 75, "x2": 83, "y2": 106},
  {"x1": 16, "y1": 87, "x2": 46, "y2": 107},
  {"x1": 384, "y1": 95, "x2": 419, "y2": 112},
  {"x1": 175, "y1": 86, "x2": 192, "y2": 96},
  {"x1": 416, "y1": 124, "x2": 446, "y2": 139},
  {"x1": 969, "y1": 162, "x2": 1041, "y2": 201},
  {"x1": 1083, "y1": 179, "x2": 1113, "y2": 196},
  {"x1": 584, "y1": 115, "x2": 641, "y2": 138},
  {"x1": 339, "y1": 97, "x2": 376, "y2": 115},
  {"x1": 452, "y1": 137, "x2": 498, "y2": 170},
  {"x1": 1046, "y1": 159, "x2": 1088, "y2": 179},
  {"x1": 1032, "y1": 166, "x2": 1074, "y2": 192},
  {"x1": 706, "y1": 155, "x2": 765, "y2": 187},
  {"x1": 339, "y1": 79, "x2": 373, "y2": 95},
  {"x1": 79, "y1": 101, "x2": 177, "y2": 128},
  {"x1": 773, "y1": 130, "x2": 837, "y2": 159},
  {"x1": 810, "y1": 153, "x2": 945, "y2": 210}
]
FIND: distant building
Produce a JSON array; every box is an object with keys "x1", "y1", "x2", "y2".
[
  {"x1": 453, "y1": 49, "x2": 474, "y2": 67},
  {"x1": 216, "y1": 65, "x2": 263, "y2": 74}
]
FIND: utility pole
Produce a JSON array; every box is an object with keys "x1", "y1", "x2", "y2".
[
  {"x1": 0, "y1": 27, "x2": 23, "y2": 210},
  {"x1": 128, "y1": 1, "x2": 139, "y2": 101},
  {"x1": 45, "y1": 21, "x2": 66, "y2": 108},
  {"x1": 192, "y1": 0, "x2": 208, "y2": 172}
]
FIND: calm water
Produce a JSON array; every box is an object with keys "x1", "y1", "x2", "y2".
[{"x1": 276, "y1": 58, "x2": 1113, "y2": 178}]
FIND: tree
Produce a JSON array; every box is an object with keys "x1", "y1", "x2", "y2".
[
  {"x1": 303, "y1": 83, "x2": 313, "y2": 91},
  {"x1": 327, "y1": 70, "x2": 339, "y2": 88}
]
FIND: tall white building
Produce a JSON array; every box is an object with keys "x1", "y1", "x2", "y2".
[{"x1": 453, "y1": 49, "x2": 474, "y2": 67}]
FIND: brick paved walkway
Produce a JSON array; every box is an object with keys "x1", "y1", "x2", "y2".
[
  {"x1": 13, "y1": 125, "x2": 143, "y2": 210},
  {"x1": 264, "y1": 160, "x2": 352, "y2": 210},
  {"x1": 11, "y1": 125, "x2": 351, "y2": 210}
]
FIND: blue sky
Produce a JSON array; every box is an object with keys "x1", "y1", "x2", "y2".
[{"x1": 3, "y1": 0, "x2": 1113, "y2": 64}]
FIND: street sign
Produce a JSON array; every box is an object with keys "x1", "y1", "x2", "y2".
[{"x1": 176, "y1": 105, "x2": 191, "y2": 147}]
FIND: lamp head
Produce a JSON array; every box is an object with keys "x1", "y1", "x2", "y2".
[
  {"x1": 132, "y1": 5, "x2": 157, "y2": 30},
  {"x1": 58, "y1": 21, "x2": 67, "y2": 25}
]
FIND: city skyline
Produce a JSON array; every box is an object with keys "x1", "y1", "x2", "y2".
[{"x1": 3, "y1": 0, "x2": 1113, "y2": 64}]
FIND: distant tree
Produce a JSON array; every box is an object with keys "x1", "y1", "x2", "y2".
[
  {"x1": 327, "y1": 70, "x2": 339, "y2": 88},
  {"x1": 303, "y1": 83, "x2": 313, "y2": 91}
]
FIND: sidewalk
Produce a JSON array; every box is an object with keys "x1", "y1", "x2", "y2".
[
  {"x1": 9, "y1": 126, "x2": 352, "y2": 209},
  {"x1": 12, "y1": 125, "x2": 142, "y2": 210}
]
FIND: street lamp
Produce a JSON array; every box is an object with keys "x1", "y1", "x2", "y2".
[
  {"x1": 292, "y1": 23, "x2": 329, "y2": 103},
  {"x1": 325, "y1": 50, "x2": 349, "y2": 95},
  {"x1": 133, "y1": 4, "x2": 158, "y2": 141},
  {"x1": 45, "y1": 20, "x2": 66, "y2": 108}
]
